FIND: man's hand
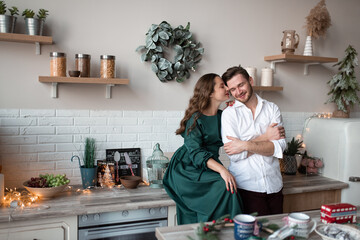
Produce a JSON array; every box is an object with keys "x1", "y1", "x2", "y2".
[
  {"x1": 265, "y1": 123, "x2": 286, "y2": 141},
  {"x1": 224, "y1": 136, "x2": 247, "y2": 155}
]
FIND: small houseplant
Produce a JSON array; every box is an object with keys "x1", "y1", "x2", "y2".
[
  {"x1": 0, "y1": 1, "x2": 18, "y2": 33},
  {"x1": 282, "y1": 137, "x2": 303, "y2": 175},
  {"x1": 326, "y1": 45, "x2": 360, "y2": 118},
  {"x1": 71, "y1": 137, "x2": 98, "y2": 188},
  {"x1": 22, "y1": 8, "x2": 49, "y2": 35}
]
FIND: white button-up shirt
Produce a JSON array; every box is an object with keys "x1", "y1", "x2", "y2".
[{"x1": 221, "y1": 94, "x2": 286, "y2": 194}]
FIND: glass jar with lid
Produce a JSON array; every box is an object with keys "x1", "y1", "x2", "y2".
[
  {"x1": 100, "y1": 55, "x2": 115, "y2": 78},
  {"x1": 75, "y1": 54, "x2": 91, "y2": 77},
  {"x1": 146, "y1": 143, "x2": 170, "y2": 188},
  {"x1": 50, "y1": 52, "x2": 66, "y2": 77}
]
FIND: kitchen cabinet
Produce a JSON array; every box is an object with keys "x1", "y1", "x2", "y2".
[
  {"x1": 39, "y1": 76, "x2": 129, "y2": 99},
  {"x1": 264, "y1": 54, "x2": 338, "y2": 75},
  {"x1": 0, "y1": 32, "x2": 53, "y2": 55},
  {"x1": 0, "y1": 215, "x2": 77, "y2": 240}
]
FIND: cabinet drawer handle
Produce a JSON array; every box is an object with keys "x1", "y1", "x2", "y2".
[{"x1": 349, "y1": 176, "x2": 360, "y2": 182}]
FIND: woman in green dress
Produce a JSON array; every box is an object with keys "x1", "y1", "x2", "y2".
[{"x1": 163, "y1": 73, "x2": 243, "y2": 225}]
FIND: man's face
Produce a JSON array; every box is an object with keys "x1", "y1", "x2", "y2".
[{"x1": 227, "y1": 74, "x2": 253, "y2": 103}]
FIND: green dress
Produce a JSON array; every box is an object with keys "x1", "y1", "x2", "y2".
[{"x1": 163, "y1": 110, "x2": 243, "y2": 225}]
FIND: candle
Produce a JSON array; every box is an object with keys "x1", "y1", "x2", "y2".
[
  {"x1": 244, "y1": 67, "x2": 257, "y2": 86},
  {"x1": 261, "y1": 67, "x2": 273, "y2": 86}
]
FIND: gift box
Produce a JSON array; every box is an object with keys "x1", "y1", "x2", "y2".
[{"x1": 320, "y1": 203, "x2": 357, "y2": 224}]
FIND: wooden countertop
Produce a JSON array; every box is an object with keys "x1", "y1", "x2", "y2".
[
  {"x1": 282, "y1": 174, "x2": 349, "y2": 195},
  {"x1": 0, "y1": 175, "x2": 348, "y2": 223},
  {"x1": 0, "y1": 185, "x2": 175, "y2": 223},
  {"x1": 156, "y1": 209, "x2": 360, "y2": 240}
]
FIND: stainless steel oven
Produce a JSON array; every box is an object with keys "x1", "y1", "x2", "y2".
[{"x1": 78, "y1": 207, "x2": 168, "y2": 240}]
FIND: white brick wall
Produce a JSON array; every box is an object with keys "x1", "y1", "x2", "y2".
[{"x1": 0, "y1": 108, "x2": 341, "y2": 188}]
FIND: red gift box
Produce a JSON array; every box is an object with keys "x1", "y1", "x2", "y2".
[{"x1": 320, "y1": 203, "x2": 357, "y2": 224}]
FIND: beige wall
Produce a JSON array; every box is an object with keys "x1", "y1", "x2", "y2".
[{"x1": 1, "y1": 0, "x2": 359, "y2": 113}]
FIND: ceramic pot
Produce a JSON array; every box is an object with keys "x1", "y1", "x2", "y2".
[
  {"x1": 282, "y1": 155, "x2": 297, "y2": 175},
  {"x1": 0, "y1": 15, "x2": 16, "y2": 33},
  {"x1": 25, "y1": 18, "x2": 44, "y2": 35},
  {"x1": 80, "y1": 166, "x2": 97, "y2": 189}
]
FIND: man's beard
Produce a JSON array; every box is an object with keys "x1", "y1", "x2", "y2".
[{"x1": 237, "y1": 85, "x2": 253, "y2": 103}]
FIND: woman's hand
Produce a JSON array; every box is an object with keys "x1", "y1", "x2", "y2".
[
  {"x1": 219, "y1": 168, "x2": 237, "y2": 194},
  {"x1": 224, "y1": 136, "x2": 247, "y2": 155},
  {"x1": 264, "y1": 123, "x2": 285, "y2": 141}
]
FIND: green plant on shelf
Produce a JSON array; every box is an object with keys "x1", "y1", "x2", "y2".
[
  {"x1": 0, "y1": 1, "x2": 6, "y2": 15},
  {"x1": 37, "y1": 8, "x2": 48, "y2": 20},
  {"x1": 9, "y1": 6, "x2": 18, "y2": 16},
  {"x1": 22, "y1": 8, "x2": 35, "y2": 18}
]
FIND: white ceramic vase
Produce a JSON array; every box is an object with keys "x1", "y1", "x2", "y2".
[{"x1": 303, "y1": 36, "x2": 313, "y2": 56}]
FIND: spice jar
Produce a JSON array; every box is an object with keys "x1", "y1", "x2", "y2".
[
  {"x1": 75, "y1": 54, "x2": 91, "y2": 77},
  {"x1": 50, "y1": 52, "x2": 66, "y2": 77},
  {"x1": 100, "y1": 55, "x2": 115, "y2": 78}
]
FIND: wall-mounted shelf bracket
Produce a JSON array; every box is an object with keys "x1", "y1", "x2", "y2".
[
  {"x1": 270, "y1": 60, "x2": 286, "y2": 73},
  {"x1": 304, "y1": 62, "x2": 320, "y2": 75},
  {"x1": 51, "y1": 82, "x2": 58, "y2": 98},
  {"x1": 106, "y1": 84, "x2": 115, "y2": 99},
  {"x1": 35, "y1": 42, "x2": 41, "y2": 55}
]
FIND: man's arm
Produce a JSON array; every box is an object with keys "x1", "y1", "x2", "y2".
[
  {"x1": 221, "y1": 108, "x2": 248, "y2": 161},
  {"x1": 224, "y1": 105, "x2": 286, "y2": 158}
]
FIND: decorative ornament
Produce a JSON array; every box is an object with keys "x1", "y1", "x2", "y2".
[
  {"x1": 303, "y1": 0, "x2": 331, "y2": 56},
  {"x1": 189, "y1": 214, "x2": 233, "y2": 240},
  {"x1": 136, "y1": 21, "x2": 204, "y2": 83}
]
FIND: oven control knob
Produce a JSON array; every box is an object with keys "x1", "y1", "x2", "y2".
[
  {"x1": 122, "y1": 210, "x2": 129, "y2": 217},
  {"x1": 149, "y1": 208, "x2": 156, "y2": 215},
  {"x1": 94, "y1": 213, "x2": 100, "y2": 221},
  {"x1": 160, "y1": 207, "x2": 166, "y2": 214},
  {"x1": 81, "y1": 215, "x2": 88, "y2": 222}
]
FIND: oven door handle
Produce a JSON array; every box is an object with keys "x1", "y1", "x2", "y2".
[{"x1": 79, "y1": 220, "x2": 167, "y2": 240}]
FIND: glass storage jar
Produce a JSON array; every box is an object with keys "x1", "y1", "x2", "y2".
[
  {"x1": 75, "y1": 54, "x2": 91, "y2": 77},
  {"x1": 100, "y1": 55, "x2": 115, "y2": 78},
  {"x1": 50, "y1": 52, "x2": 66, "y2": 77}
]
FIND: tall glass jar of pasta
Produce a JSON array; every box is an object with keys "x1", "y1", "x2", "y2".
[
  {"x1": 50, "y1": 52, "x2": 66, "y2": 77},
  {"x1": 100, "y1": 55, "x2": 115, "y2": 78}
]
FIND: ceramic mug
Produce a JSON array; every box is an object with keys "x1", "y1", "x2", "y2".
[
  {"x1": 233, "y1": 214, "x2": 260, "y2": 240},
  {"x1": 283, "y1": 212, "x2": 317, "y2": 238}
]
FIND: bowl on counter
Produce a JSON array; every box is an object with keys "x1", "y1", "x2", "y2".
[
  {"x1": 68, "y1": 70, "x2": 81, "y2": 77},
  {"x1": 120, "y1": 176, "x2": 142, "y2": 189},
  {"x1": 23, "y1": 182, "x2": 69, "y2": 199},
  {"x1": 315, "y1": 223, "x2": 360, "y2": 240}
]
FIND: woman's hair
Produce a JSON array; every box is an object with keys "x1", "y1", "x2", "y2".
[{"x1": 175, "y1": 73, "x2": 219, "y2": 135}]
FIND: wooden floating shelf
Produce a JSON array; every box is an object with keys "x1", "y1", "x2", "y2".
[
  {"x1": 264, "y1": 54, "x2": 338, "y2": 75},
  {"x1": 39, "y1": 76, "x2": 129, "y2": 99},
  {"x1": 39, "y1": 76, "x2": 129, "y2": 85},
  {"x1": 264, "y1": 54, "x2": 338, "y2": 63},
  {"x1": 0, "y1": 33, "x2": 53, "y2": 55}
]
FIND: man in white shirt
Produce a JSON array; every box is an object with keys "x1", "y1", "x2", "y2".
[{"x1": 221, "y1": 65, "x2": 286, "y2": 216}]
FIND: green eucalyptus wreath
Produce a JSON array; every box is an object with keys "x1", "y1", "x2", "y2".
[{"x1": 136, "y1": 21, "x2": 204, "y2": 83}]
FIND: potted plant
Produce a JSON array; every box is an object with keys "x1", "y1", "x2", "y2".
[
  {"x1": 0, "y1": 1, "x2": 18, "y2": 33},
  {"x1": 282, "y1": 137, "x2": 303, "y2": 175},
  {"x1": 326, "y1": 45, "x2": 360, "y2": 118},
  {"x1": 22, "y1": 8, "x2": 48, "y2": 36},
  {"x1": 71, "y1": 137, "x2": 98, "y2": 189},
  {"x1": 303, "y1": 0, "x2": 331, "y2": 56}
]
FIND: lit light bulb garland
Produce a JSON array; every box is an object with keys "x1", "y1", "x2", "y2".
[{"x1": 4, "y1": 188, "x2": 39, "y2": 208}]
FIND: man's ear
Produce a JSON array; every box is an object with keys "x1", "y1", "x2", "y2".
[{"x1": 249, "y1": 77, "x2": 254, "y2": 86}]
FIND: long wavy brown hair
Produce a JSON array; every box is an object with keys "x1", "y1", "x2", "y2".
[{"x1": 175, "y1": 73, "x2": 219, "y2": 135}]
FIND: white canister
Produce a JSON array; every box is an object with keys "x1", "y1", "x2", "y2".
[
  {"x1": 0, "y1": 174, "x2": 4, "y2": 206},
  {"x1": 244, "y1": 67, "x2": 257, "y2": 86},
  {"x1": 261, "y1": 67, "x2": 273, "y2": 86}
]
